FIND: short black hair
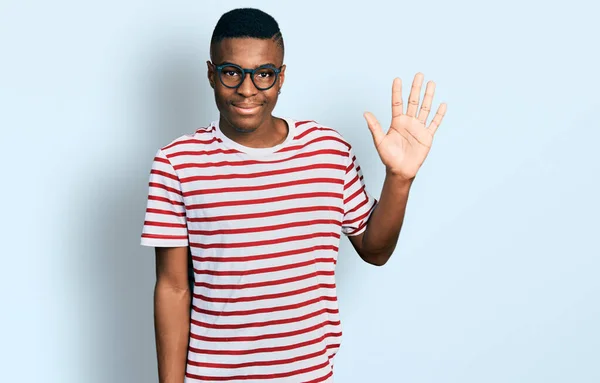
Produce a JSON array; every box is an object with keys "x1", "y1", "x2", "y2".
[{"x1": 210, "y1": 8, "x2": 284, "y2": 59}]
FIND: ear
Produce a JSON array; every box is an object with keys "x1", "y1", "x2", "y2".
[
  {"x1": 278, "y1": 64, "x2": 286, "y2": 92},
  {"x1": 206, "y1": 61, "x2": 215, "y2": 89}
]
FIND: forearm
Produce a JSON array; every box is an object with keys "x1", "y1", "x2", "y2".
[
  {"x1": 154, "y1": 282, "x2": 191, "y2": 383},
  {"x1": 361, "y1": 172, "x2": 413, "y2": 265}
]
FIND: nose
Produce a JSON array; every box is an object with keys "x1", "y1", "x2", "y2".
[{"x1": 236, "y1": 72, "x2": 258, "y2": 97}]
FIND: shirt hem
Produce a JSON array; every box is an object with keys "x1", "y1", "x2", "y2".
[{"x1": 140, "y1": 238, "x2": 189, "y2": 247}]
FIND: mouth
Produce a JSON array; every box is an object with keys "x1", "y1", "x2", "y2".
[{"x1": 231, "y1": 103, "x2": 263, "y2": 115}]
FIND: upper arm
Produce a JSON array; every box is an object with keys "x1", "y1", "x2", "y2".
[
  {"x1": 155, "y1": 246, "x2": 190, "y2": 291},
  {"x1": 348, "y1": 231, "x2": 365, "y2": 257},
  {"x1": 141, "y1": 149, "x2": 189, "y2": 248},
  {"x1": 341, "y1": 146, "x2": 377, "y2": 237}
]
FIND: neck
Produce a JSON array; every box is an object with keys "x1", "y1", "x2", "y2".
[{"x1": 219, "y1": 116, "x2": 288, "y2": 149}]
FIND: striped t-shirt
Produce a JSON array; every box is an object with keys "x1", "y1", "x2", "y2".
[{"x1": 141, "y1": 118, "x2": 377, "y2": 382}]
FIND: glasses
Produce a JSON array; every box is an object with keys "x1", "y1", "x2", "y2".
[{"x1": 212, "y1": 62, "x2": 282, "y2": 91}]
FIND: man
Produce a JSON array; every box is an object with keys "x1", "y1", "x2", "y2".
[{"x1": 141, "y1": 7, "x2": 446, "y2": 383}]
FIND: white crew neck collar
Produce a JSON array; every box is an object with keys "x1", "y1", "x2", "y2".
[{"x1": 213, "y1": 117, "x2": 296, "y2": 156}]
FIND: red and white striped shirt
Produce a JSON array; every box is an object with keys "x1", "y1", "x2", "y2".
[{"x1": 141, "y1": 118, "x2": 377, "y2": 382}]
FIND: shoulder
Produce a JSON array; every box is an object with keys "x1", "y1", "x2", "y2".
[
  {"x1": 290, "y1": 119, "x2": 352, "y2": 151},
  {"x1": 157, "y1": 124, "x2": 218, "y2": 159}
]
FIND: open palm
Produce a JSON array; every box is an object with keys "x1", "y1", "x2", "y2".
[{"x1": 364, "y1": 73, "x2": 447, "y2": 180}]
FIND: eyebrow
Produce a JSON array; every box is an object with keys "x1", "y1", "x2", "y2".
[{"x1": 218, "y1": 61, "x2": 278, "y2": 68}]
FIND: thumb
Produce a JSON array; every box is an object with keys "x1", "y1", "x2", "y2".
[{"x1": 363, "y1": 112, "x2": 385, "y2": 146}]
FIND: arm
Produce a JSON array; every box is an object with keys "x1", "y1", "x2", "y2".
[
  {"x1": 350, "y1": 73, "x2": 447, "y2": 266},
  {"x1": 349, "y1": 174, "x2": 413, "y2": 266},
  {"x1": 154, "y1": 246, "x2": 191, "y2": 383}
]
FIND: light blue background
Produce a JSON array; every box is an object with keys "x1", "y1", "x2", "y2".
[{"x1": 1, "y1": 1, "x2": 599, "y2": 382}]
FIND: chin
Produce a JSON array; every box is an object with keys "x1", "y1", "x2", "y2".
[{"x1": 226, "y1": 114, "x2": 265, "y2": 133}]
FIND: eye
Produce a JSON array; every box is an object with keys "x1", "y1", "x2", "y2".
[
  {"x1": 221, "y1": 66, "x2": 241, "y2": 77},
  {"x1": 256, "y1": 68, "x2": 276, "y2": 78}
]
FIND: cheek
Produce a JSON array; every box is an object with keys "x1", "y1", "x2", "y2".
[
  {"x1": 213, "y1": 88, "x2": 231, "y2": 106},
  {"x1": 264, "y1": 90, "x2": 279, "y2": 106}
]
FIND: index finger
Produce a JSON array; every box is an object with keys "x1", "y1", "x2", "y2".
[{"x1": 391, "y1": 77, "x2": 403, "y2": 118}]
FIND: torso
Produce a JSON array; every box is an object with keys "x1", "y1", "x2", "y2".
[{"x1": 162, "y1": 118, "x2": 353, "y2": 382}]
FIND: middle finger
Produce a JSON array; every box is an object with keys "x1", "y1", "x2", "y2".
[{"x1": 406, "y1": 73, "x2": 424, "y2": 117}]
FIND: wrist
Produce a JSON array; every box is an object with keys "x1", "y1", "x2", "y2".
[{"x1": 384, "y1": 170, "x2": 415, "y2": 187}]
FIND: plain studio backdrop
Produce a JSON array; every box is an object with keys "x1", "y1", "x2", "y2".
[{"x1": 1, "y1": 1, "x2": 599, "y2": 382}]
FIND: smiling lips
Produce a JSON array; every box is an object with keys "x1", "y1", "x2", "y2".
[{"x1": 232, "y1": 103, "x2": 262, "y2": 115}]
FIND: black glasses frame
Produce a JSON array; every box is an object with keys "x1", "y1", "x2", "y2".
[{"x1": 212, "y1": 62, "x2": 282, "y2": 91}]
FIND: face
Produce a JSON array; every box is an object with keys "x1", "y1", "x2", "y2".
[{"x1": 208, "y1": 38, "x2": 285, "y2": 133}]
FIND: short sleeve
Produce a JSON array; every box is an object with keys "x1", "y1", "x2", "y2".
[
  {"x1": 341, "y1": 147, "x2": 378, "y2": 236},
  {"x1": 140, "y1": 149, "x2": 189, "y2": 247}
]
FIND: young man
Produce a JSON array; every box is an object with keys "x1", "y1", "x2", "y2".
[{"x1": 141, "y1": 7, "x2": 446, "y2": 383}]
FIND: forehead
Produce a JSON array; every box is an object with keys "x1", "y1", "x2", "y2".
[{"x1": 212, "y1": 38, "x2": 283, "y2": 67}]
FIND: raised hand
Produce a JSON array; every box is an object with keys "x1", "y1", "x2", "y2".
[{"x1": 364, "y1": 73, "x2": 447, "y2": 181}]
